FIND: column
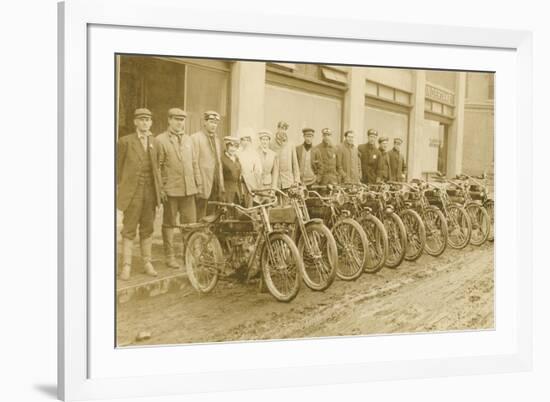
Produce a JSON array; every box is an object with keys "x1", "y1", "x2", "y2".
[
  {"x1": 407, "y1": 70, "x2": 426, "y2": 180},
  {"x1": 343, "y1": 67, "x2": 366, "y2": 142},
  {"x1": 230, "y1": 61, "x2": 266, "y2": 140},
  {"x1": 447, "y1": 72, "x2": 466, "y2": 178}
]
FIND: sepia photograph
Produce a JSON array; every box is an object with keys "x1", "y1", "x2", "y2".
[{"x1": 115, "y1": 54, "x2": 495, "y2": 347}]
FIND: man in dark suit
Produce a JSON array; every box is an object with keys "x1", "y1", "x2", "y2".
[
  {"x1": 156, "y1": 108, "x2": 202, "y2": 269},
  {"x1": 376, "y1": 136, "x2": 391, "y2": 183},
  {"x1": 221, "y1": 136, "x2": 243, "y2": 205},
  {"x1": 312, "y1": 128, "x2": 339, "y2": 185},
  {"x1": 388, "y1": 137, "x2": 407, "y2": 182},
  {"x1": 117, "y1": 108, "x2": 162, "y2": 280},
  {"x1": 358, "y1": 129, "x2": 381, "y2": 184},
  {"x1": 295, "y1": 128, "x2": 317, "y2": 187}
]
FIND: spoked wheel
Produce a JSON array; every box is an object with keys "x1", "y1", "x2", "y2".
[
  {"x1": 446, "y1": 204, "x2": 472, "y2": 249},
  {"x1": 297, "y1": 222, "x2": 338, "y2": 291},
  {"x1": 383, "y1": 212, "x2": 407, "y2": 268},
  {"x1": 185, "y1": 230, "x2": 223, "y2": 293},
  {"x1": 485, "y1": 200, "x2": 494, "y2": 242},
  {"x1": 358, "y1": 214, "x2": 388, "y2": 273},
  {"x1": 466, "y1": 203, "x2": 490, "y2": 246},
  {"x1": 423, "y1": 206, "x2": 448, "y2": 257},
  {"x1": 401, "y1": 209, "x2": 426, "y2": 262},
  {"x1": 261, "y1": 233, "x2": 302, "y2": 302},
  {"x1": 332, "y1": 218, "x2": 368, "y2": 281}
]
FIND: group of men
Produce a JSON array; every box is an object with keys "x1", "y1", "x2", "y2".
[{"x1": 117, "y1": 107, "x2": 407, "y2": 280}]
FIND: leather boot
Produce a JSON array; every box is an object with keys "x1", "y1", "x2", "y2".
[
  {"x1": 162, "y1": 227, "x2": 180, "y2": 269},
  {"x1": 119, "y1": 237, "x2": 133, "y2": 280},
  {"x1": 141, "y1": 236, "x2": 158, "y2": 277}
]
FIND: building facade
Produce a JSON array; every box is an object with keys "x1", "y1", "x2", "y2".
[{"x1": 117, "y1": 55, "x2": 494, "y2": 178}]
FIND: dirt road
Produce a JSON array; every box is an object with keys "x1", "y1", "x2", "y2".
[{"x1": 116, "y1": 243, "x2": 494, "y2": 346}]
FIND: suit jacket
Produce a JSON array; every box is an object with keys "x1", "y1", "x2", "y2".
[
  {"x1": 258, "y1": 147, "x2": 279, "y2": 189},
  {"x1": 270, "y1": 140, "x2": 300, "y2": 189},
  {"x1": 336, "y1": 143, "x2": 362, "y2": 184},
  {"x1": 237, "y1": 148, "x2": 262, "y2": 192},
  {"x1": 358, "y1": 143, "x2": 381, "y2": 184},
  {"x1": 221, "y1": 152, "x2": 243, "y2": 204},
  {"x1": 388, "y1": 148, "x2": 407, "y2": 182},
  {"x1": 191, "y1": 130, "x2": 225, "y2": 199},
  {"x1": 116, "y1": 132, "x2": 161, "y2": 211},
  {"x1": 377, "y1": 150, "x2": 391, "y2": 183},
  {"x1": 156, "y1": 131, "x2": 202, "y2": 197},
  {"x1": 312, "y1": 142, "x2": 339, "y2": 185}
]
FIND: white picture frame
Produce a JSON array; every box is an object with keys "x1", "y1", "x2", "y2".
[{"x1": 58, "y1": 0, "x2": 533, "y2": 400}]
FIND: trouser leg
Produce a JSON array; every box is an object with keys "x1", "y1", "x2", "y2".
[
  {"x1": 162, "y1": 197, "x2": 179, "y2": 269},
  {"x1": 195, "y1": 197, "x2": 208, "y2": 219},
  {"x1": 119, "y1": 237, "x2": 133, "y2": 280},
  {"x1": 140, "y1": 236, "x2": 157, "y2": 276}
]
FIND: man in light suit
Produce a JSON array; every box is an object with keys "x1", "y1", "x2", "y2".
[
  {"x1": 192, "y1": 111, "x2": 225, "y2": 218},
  {"x1": 257, "y1": 130, "x2": 279, "y2": 190},
  {"x1": 156, "y1": 108, "x2": 202, "y2": 269},
  {"x1": 237, "y1": 132, "x2": 262, "y2": 206},
  {"x1": 388, "y1": 137, "x2": 407, "y2": 182},
  {"x1": 270, "y1": 121, "x2": 300, "y2": 190},
  {"x1": 116, "y1": 108, "x2": 162, "y2": 280}
]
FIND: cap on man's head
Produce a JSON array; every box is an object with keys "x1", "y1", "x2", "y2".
[
  {"x1": 367, "y1": 129, "x2": 378, "y2": 137},
  {"x1": 240, "y1": 135, "x2": 252, "y2": 142},
  {"x1": 134, "y1": 108, "x2": 152, "y2": 118},
  {"x1": 378, "y1": 136, "x2": 389, "y2": 144},
  {"x1": 344, "y1": 130, "x2": 354, "y2": 136},
  {"x1": 203, "y1": 110, "x2": 221, "y2": 121},
  {"x1": 168, "y1": 108, "x2": 187, "y2": 119},
  {"x1": 321, "y1": 128, "x2": 332, "y2": 136},
  {"x1": 302, "y1": 128, "x2": 315, "y2": 136},
  {"x1": 277, "y1": 121, "x2": 289, "y2": 131},
  {"x1": 258, "y1": 129, "x2": 272, "y2": 140},
  {"x1": 394, "y1": 137, "x2": 403, "y2": 144},
  {"x1": 223, "y1": 136, "x2": 240, "y2": 145}
]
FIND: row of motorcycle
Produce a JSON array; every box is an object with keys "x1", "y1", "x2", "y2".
[{"x1": 179, "y1": 173, "x2": 494, "y2": 302}]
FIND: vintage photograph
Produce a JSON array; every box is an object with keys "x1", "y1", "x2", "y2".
[{"x1": 115, "y1": 54, "x2": 494, "y2": 347}]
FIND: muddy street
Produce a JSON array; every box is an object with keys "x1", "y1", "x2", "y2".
[{"x1": 116, "y1": 242, "x2": 494, "y2": 346}]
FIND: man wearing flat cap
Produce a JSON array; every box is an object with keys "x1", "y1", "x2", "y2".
[
  {"x1": 336, "y1": 130, "x2": 362, "y2": 184},
  {"x1": 358, "y1": 128, "x2": 381, "y2": 184},
  {"x1": 221, "y1": 136, "x2": 244, "y2": 205},
  {"x1": 192, "y1": 111, "x2": 225, "y2": 218},
  {"x1": 312, "y1": 128, "x2": 339, "y2": 185},
  {"x1": 117, "y1": 108, "x2": 162, "y2": 280},
  {"x1": 376, "y1": 136, "x2": 391, "y2": 183},
  {"x1": 156, "y1": 108, "x2": 202, "y2": 269},
  {"x1": 296, "y1": 128, "x2": 317, "y2": 187},
  {"x1": 388, "y1": 137, "x2": 407, "y2": 182},
  {"x1": 257, "y1": 130, "x2": 279, "y2": 190},
  {"x1": 270, "y1": 121, "x2": 300, "y2": 190}
]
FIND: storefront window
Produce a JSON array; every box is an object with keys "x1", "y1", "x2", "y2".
[{"x1": 364, "y1": 106, "x2": 409, "y2": 149}]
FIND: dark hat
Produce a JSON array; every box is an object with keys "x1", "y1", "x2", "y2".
[
  {"x1": 223, "y1": 136, "x2": 240, "y2": 145},
  {"x1": 203, "y1": 110, "x2": 221, "y2": 121},
  {"x1": 258, "y1": 129, "x2": 272, "y2": 140},
  {"x1": 321, "y1": 128, "x2": 332, "y2": 136},
  {"x1": 240, "y1": 135, "x2": 252, "y2": 141},
  {"x1": 168, "y1": 108, "x2": 187, "y2": 118},
  {"x1": 367, "y1": 129, "x2": 378, "y2": 137},
  {"x1": 344, "y1": 130, "x2": 354, "y2": 136},
  {"x1": 277, "y1": 121, "x2": 289, "y2": 131},
  {"x1": 302, "y1": 127, "x2": 315, "y2": 136},
  {"x1": 378, "y1": 136, "x2": 389, "y2": 144},
  {"x1": 394, "y1": 137, "x2": 403, "y2": 144},
  {"x1": 134, "y1": 108, "x2": 152, "y2": 118}
]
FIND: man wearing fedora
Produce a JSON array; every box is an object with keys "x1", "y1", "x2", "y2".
[
  {"x1": 156, "y1": 108, "x2": 202, "y2": 269},
  {"x1": 192, "y1": 111, "x2": 225, "y2": 218},
  {"x1": 358, "y1": 128, "x2": 381, "y2": 184},
  {"x1": 270, "y1": 121, "x2": 300, "y2": 190},
  {"x1": 117, "y1": 108, "x2": 162, "y2": 280},
  {"x1": 388, "y1": 137, "x2": 407, "y2": 182}
]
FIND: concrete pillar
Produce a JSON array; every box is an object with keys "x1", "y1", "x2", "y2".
[
  {"x1": 230, "y1": 61, "x2": 266, "y2": 140},
  {"x1": 343, "y1": 67, "x2": 366, "y2": 143},
  {"x1": 407, "y1": 70, "x2": 426, "y2": 180},
  {"x1": 447, "y1": 72, "x2": 466, "y2": 178}
]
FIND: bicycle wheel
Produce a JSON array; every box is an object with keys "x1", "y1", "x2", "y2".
[
  {"x1": 358, "y1": 214, "x2": 388, "y2": 273},
  {"x1": 332, "y1": 218, "x2": 368, "y2": 281},
  {"x1": 446, "y1": 204, "x2": 472, "y2": 249},
  {"x1": 466, "y1": 203, "x2": 490, "y2": 246},
  {"x1": 383, "y1": 212, "x2": 408, "y2": 268},
  {"x1": 297, "y1": 222, "x2": 338, "y2": 291},
  {"x1": 401, "y1": 209, "x2": 426, "y2": 261},
  {"x1": 185, "y1": 230, "x2": 222, "y2": 293},
  {"x1": 423, "y1": 206, "x2": 448, "y2": 257},
  {"x1": 261, "y1": 233, "x2": 302, "y2": 302},
  {"x1": 485, "y1": 200, "x2": 494, "y2": 242}
]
